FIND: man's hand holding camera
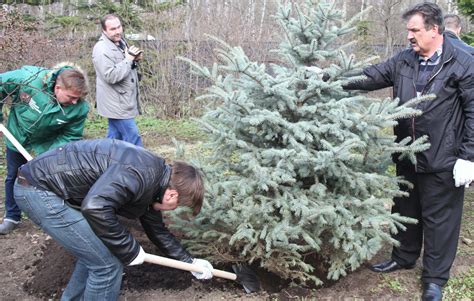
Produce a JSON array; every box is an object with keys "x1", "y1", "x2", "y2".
[{"x1": 125, "y1": 45, "x2": 143, "y2": 61}]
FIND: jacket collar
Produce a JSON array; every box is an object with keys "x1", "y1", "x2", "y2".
[
  {"x1": 441, "y1": 32, "x2": 457, "y2": 61},
  {"x1": 444, "y1": 30, "x2": 460, "y2": 41},
  {"x1": 154, "y1": 164, "x2": 172, "y2": 205}
]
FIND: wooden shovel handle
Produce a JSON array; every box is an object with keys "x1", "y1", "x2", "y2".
[
  {"x1": 143, "y1": 253, "x2": 237, "y2": 281},
  {"x1": 0, "y1": 124, "x2": 33, "y2": 161}
]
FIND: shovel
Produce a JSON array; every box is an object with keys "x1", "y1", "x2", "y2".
[
  {"x1": 0, "y1": 124, "x2": 33, "y2": 161},
  {"x1": 144, "y1": 252, "x2": 260, "y2": 293}
]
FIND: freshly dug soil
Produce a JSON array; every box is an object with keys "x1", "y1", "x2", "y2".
[{"x1": 16, "y1": 218, "x2": 271, "y2": 300}]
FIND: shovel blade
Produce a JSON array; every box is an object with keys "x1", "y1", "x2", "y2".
[{"x1": 232, "y1": 264, "x2": 260, "y2": 293}]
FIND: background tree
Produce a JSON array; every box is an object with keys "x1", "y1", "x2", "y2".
[
  {"x1": 2, "y1": 0, "x2": 470, "y2": 118},
  {"x1": 457, "y1": 0, "x2": 474, "y2": 22},
  {"x1": 172, "y1": 0, "x2": 430, "y2": 285},
  {"x1": 456, "y1": 0, "x2": 474, "y2": 45}
]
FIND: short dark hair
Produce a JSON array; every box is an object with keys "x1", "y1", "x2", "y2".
[
  {"x1": 169, "y1": 161, "x2": 204, "y2": 216},
  {"x1": 444, "y1": 14, "x2": 461, "y2": 31},
  {"x1": 402, "y1": 2, "x2": 444, "y2": 34},
  {"x1": 56, "y1": 69, "x2": 89, "y2": 97},
  {"x1": 100, "y1": 14, "x2": 120, "y2": 31}
]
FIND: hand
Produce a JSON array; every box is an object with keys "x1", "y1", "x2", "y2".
[
  {"x1": 453, "y1": 159, "x2": 474, "y2": 188},
  {"x1": 135, "y1": 52, "x2": 143, "y2": 62},
  {"x1": 191, "y1": 258, "x2": 213, "y2": 280},
  {"x1": 128, "y1": 245, "x2": 146, "y2": 266},
  {"x1": 126, "y1": 45, "x2": 143, "y2": 61}
]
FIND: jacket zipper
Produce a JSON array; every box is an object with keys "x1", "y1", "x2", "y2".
[
  {"x1": 411, "y1": 77, "x2": 417, "y2": 171},
  {"x1": 411, "y1": 54, "x2": 453, "y2": 172}
]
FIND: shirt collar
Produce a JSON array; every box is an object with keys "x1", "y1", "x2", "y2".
[{"x1": 418, "y1": 46, "x2": 443, "y2": 62}]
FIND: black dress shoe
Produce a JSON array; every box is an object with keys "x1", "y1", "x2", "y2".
[
  {"x1": 369, "y1": 260, "x2": 415, "y2": 272},
  {"x1": 422, "y1": 283, "x2": 442, "y2": 301}
]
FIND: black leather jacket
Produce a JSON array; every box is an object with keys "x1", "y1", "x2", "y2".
[
  {"x1": 344, "y1": 34, "x2": 474, "y2": 173},
  {"x1": 19, "y1": 139, "x2": 193, "y2": 265}
]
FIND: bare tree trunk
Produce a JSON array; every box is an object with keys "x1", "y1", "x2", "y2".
[
  {"x1": 360, "y1": 0, "x2": 366, "y2": 20},
  {"x1": 258, "y1": 0, "x2": 267, "y2": 41},
  {"x1": 384, "y1": 20, "x2": 393, "y2": 57},
  {"x1": 447, "y1": 0, "x2": 454, "y2": 13},
  {"x1": 372, "y1": 0, "x2": 403, "y2": 58}
]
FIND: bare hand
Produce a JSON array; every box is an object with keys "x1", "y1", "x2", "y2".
[{"x1": 126, "y1": 45, "x2": 143, "y2": 61}]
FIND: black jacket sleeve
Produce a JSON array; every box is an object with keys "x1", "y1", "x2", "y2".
[
  {"x1": 139, "y1": 209, "x2": 194, "y2": 263},
  {"x1": 81, "y1": 165, "x2": 143, "y2": 265},
  {"x1": 343, "y1": 52, "x2": 401, "y2": 91}
]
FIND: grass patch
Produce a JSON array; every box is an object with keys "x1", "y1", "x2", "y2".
[
  {"x1": 379, "y1": 274, "x2": 408, "y2": 294},
  {"x1": 444, "y1": 267, "x2": 474, "y2": 300},
  {"x1": 84, "y1": 115, "x2": 206, "y2": 142},
  {"x1": 139, "y1": 117, "x2": 206, "y2": 142}
]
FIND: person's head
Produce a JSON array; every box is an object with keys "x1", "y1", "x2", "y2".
[
  {"x1": 153, "y1": 161, "x2": 204, "y2": 216},
  {"x1": 54, "y1": 67, "x2": 88, "y2": 106},
  {"x1": 402, "y1": 2, "x2": 444, "y2": 57},
  {"x1": 444, "y1": 14, "x2": 462, "y2": 37},
  {"x1": 101, "y1": 14, "x2": 123, "y2": 44}
]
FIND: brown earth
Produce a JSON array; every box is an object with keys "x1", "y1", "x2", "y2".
[{"x1": 0, "y1": 170, "x2": 472, "y2": 300}]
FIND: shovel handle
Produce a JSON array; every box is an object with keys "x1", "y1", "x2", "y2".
[
  {"x1": 0, "y1": 124, "x2": 33, "y2": 161},
  {"x1": 143, "y1": 253, "x2": 237, "y2": 281}
]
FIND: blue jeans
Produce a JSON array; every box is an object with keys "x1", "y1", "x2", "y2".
[
  {"x1": 4, "y1": 148, "x2": 27, "y2": 222},
  {"x1": 14, "y1": 182, "x2": 123, "y2": 301},
  {"x1": 107, "y1": 118, "x2": 143, "y2": 147}
]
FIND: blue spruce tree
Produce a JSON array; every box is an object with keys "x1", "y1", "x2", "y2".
[{"x1": 174, "y1": 0, "x2": 430, "y2": 285}]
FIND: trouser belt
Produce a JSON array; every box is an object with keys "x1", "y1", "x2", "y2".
[{"x1": 17, "y1": 171, "x2": 31, "y2": 187}]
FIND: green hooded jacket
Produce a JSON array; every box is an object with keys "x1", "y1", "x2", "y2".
[{"x1": 0, "y1": 65, "x2": 90, "y2": 155}]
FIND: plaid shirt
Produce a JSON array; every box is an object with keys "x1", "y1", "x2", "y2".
[{"x1": 416, "y1": 47, "x2": 443, "y2": 96}]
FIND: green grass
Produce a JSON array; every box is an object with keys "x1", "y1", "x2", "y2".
[
  {"x1": 378, "y1": 274, "x2": 408, "y2": 294},
  {"x1": 138, "y1": 117, "x2": 207, "y2": 141},
  {"x1": 84, "y1": 114, "x2": 206, "y2": 142},
  {"x1": 444, "y1": 267, "x2": 474, "y2": 300}
]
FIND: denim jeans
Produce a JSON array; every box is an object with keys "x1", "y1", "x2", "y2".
[
  {"x1": 4, "y1": 148, "x2": 27, "y2": 222},
  {"x1": 107, "y1": 118, "x2": 143, "y2": 147},
  {"x1": 14, "y1": 181, "x2": 123, "y2": 301}
]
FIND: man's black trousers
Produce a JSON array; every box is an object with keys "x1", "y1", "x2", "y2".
[{"x1": 391, "y1": 164, "x2": 464, "y2": 286}]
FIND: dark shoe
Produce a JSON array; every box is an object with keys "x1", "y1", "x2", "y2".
[
  {"x1": 0, "y1": 219, "x2": 20, "y2": 235},
  {"x1": 369, "y1": 259, "x2": 415, "y2": 272},
  {"x1": 422, "y1": 283, "x2": 442, "y2": 301}
]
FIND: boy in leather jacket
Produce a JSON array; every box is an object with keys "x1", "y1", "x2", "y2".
[{"x1": 14, "y1": 138, "x2": 213, "y2": 301}]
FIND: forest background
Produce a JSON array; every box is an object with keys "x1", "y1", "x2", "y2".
[{"x1": 1, "y1": 0, "x2": 473, "y2": 120}]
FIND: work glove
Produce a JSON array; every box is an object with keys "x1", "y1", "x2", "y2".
[
  {"x1": 128, "y1": 245, "x2": 146, "y2": 266},
  {"x1": 191, "y1": 258, "x2": 213, "y2": 280},
  {"x1": 453, "y1": 158, "x2": 474, "y2": 188}
]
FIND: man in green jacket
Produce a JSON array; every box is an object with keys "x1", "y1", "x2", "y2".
[{"x1": 0, "y1": 63, "x2": 90, "y2": 234}]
